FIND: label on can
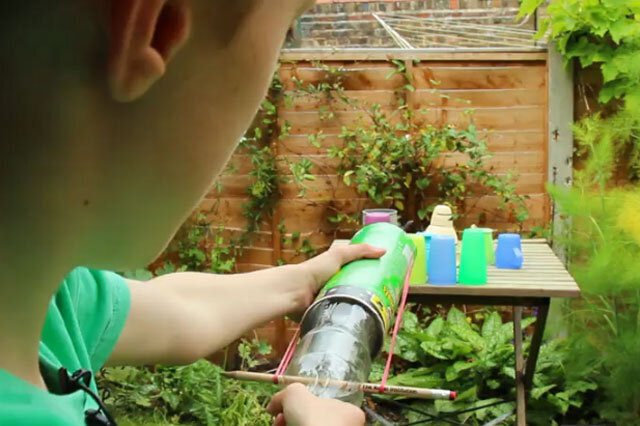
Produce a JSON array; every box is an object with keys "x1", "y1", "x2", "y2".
[{"x1": 314, "y1": 223, "x2": 415, "y2": 334}]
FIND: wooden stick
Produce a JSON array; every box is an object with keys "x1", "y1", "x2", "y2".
[{"x1": 223, "y1": 371, "x2": 456, "y2": 401}]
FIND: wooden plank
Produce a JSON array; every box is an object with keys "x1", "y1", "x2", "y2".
[
  {"x1": 482, "y1": 131, "x2": 544, "y2": 152},
  {"x1": 280, "y1": 49, "x2": 548, "y2": 62},
  {"x1": 279, "y1": 175, "x2": 359, "y2": 199},
  {"x1": 277, "y1": 132, "x2": 545, "y2": 155},
  {"x1": 413, "y1": 88, "x2": 545, "y2": 108},
  {"x1": 203, "y1": 198, "x2": 271, "y2": 231},
  {"x1": 280, "y1": 106, "x2": 543, "y2": 134},
  {"x1": 275, "y1": 171, "x2": 544, "y2": 200},
  {"x1": 235, "y1": 263, "x2": 272, "y2": 273},
  {"x1": 462, "y1": 194, "x2": 547, "y2": 225},
  {"x1": 442, "y1": 152, "x2": 544, "y2": 173},
  {"x1": 276, "y1": 155, "x2": 341, "y2": 176},
  {"x1": 281, "y1": 90, "x2": 398, "y2": 111},
  {"x1": 278, "y1": 198, "x2": 370, "y2": 231},
  {"x1": 280, "y1": 65, "x2": 547, "y2": 91},
  {"x1": 216, "y1": 175, "x2": 252, "y2": 198},
  {"x1": 415, "y1": 106, "x2": 545, "y2": 131},
  {"x1": 236, "y1": 247, "x2": 274, "y2": 266},
  {"x1": 412, "y1": 66, "x2": 547, "y2": 90},
  {"x1": 279, "y1": 65, "x2": 406, "y2": 91},
  {"x1": 408, "y1": 284, "x2": 580, "y2": 298}
]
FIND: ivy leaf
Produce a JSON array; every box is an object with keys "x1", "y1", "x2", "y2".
[
  {"x1": 609, "y1": 18, "x2": 637, "y2": 43},
  {"x1": 517, "y1": 0, "x2": 544, "y2": 19},
  {"x1": 395, "y1": 200, "x2": 405, "y2": 211},
  {"x1": 257, "y1": 340, "x2": 273, "y2": 355}
]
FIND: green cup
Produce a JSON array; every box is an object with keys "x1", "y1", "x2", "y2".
[
  {"x1": 480, "y1": 228, "x2": 495, "y2": 265},
  {"x1": 458, "y1": 228, "x2": 487, "y2": 285},
  {"x1": 409, "y1": 234, "x2": 427, "y2": 285}
]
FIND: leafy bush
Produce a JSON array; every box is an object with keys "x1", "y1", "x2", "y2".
[
  {"x1": 98, "y1": 361, "x2": 277, "y2": 426},
  {"x1": 371, "y1": 307, "x2": 601, "y2": 425},
  {"x1": 547, "y1": 120, "x2": 640, "y2": 423},
  {"x1": 520, "y1": 0, "x2": 640, "y2": 180},
  {"x1": 333, "y1": 106, "x2": 528, "y2": 228}
]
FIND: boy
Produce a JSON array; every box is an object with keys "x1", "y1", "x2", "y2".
[{"x1": 0, "y1": 1, "x2": 381, "y2": 425}]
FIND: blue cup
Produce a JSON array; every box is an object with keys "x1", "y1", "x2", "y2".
[
  {"x1": 427, "y1": 234, "x2": 457, "y2": 285},
  {"x1": 495, "y1": 233, "x2": 524, "y2": 269}
]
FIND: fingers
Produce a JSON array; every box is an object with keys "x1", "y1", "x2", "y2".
[
  {"x1": 335, "y1": 243, "x2": 386, "y2": 265},
  {"x1": 266, "y1": 388, "x2": 286, "y2": 416},
  {"x1": 267, "y1": 383, "x2": 309, "y2": 417},
  {"x1": 273, "y1": 413, "x2": 286, "y2": 426}
]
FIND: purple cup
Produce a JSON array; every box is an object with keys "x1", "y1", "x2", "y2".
[{"x1": 363, "y1": 212, "x2": 392, "y2": 225}]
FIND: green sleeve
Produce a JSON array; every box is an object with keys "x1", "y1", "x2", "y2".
[{"x1": 66, "y1": 267, "x2": 131, "y2": 371}]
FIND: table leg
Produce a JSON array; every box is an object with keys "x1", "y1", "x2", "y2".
[
  {"x1": 524, "y1": 298, "x2": 550, "y2": 390},
  {"x1": 513, "y1": 306, "x2": 526, "y2": 426}
]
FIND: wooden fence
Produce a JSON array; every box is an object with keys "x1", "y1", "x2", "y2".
[{"x1": 202, "y1": 50, "x2": 550, "y2": 273}]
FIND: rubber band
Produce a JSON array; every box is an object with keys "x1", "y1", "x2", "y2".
[
  {"x1": 379, "y1": 258, "x2": 414, "y2": 394},
  {"x1": 274, "y1": 327, "x2": 300, "y2": 384}
]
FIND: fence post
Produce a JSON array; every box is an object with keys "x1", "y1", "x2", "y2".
[{"x1": 547, "y1": 43, "x2": 573, "y2": 264}]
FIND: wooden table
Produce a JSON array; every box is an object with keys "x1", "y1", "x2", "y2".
[{"x1": 331, "y1": 238, "x2": 581, "y2": 425}]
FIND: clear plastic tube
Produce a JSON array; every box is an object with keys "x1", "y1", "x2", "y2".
[{"x1": 285, "y1": 300, "x2": 379, "y2": 405}]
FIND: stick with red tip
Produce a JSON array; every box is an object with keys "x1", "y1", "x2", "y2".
[{"x1": 223, "y1": 371, "x2": 456, "y2": 401}]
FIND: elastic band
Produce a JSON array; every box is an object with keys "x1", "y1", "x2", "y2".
[
  {"x1": 379, "y1": 257, "x2": 414, "y2": 394},
  {"x1": 274, "y1": 327, "x2": 300, "y2": 384}
]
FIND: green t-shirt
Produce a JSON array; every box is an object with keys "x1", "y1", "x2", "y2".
[{"x1": 0, "y1": 267, "x2": 131, "y2": 425}]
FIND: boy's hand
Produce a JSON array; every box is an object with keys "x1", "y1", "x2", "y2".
[
  {"x1": 294, "y1": 244, "x2": 386, "y2": 313},
  {"x1": 267, "y1": 383, "x2": 365, "y2": 426},
  {"x1": 300, "y1": 244, "x2": 386, "y2": 292}
]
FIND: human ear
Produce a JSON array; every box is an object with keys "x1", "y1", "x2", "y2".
[{"x1": 108, "y1": 0, "x2": 191, "y2": 102}]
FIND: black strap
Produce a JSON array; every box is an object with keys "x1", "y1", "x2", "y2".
[{"x1": 58, "y1": 367, "x2": 118, "y2": 426}]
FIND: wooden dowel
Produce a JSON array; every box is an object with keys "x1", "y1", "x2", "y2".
[{"x1": 223, "y1": 371, "x2": 456, "y2": 401}]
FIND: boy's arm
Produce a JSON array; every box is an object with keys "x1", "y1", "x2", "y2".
[{"x1": 106, "y1": 244, "x2": 384, "y2": 366}]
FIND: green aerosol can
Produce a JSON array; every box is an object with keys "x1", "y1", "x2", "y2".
[{"x1": 285, "y1": 223, "x2": 416, "y2": 405}]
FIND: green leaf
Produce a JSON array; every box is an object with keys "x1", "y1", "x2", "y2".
[
  {"x1": 531, "y1": 384, "x2": 556, "y2": 400},
  {"x1": 487, "y1": 379, "x2": 501, "y2": 390},
  {"x1": 450, "y1": 324, "x2": 485, "y2": 350},
  {"x1": 517, "y1": 0, "x2": 544, "y2": 19},
  {"x1": 257, "y1": 340, "x2": 273, "y2": 355},
  {"x1": 481, "y1": 311, "x2": 503, "y2": 345},
  {"x1": 426, "y1": 317, "x2": 444, "y2": 338},
  {"x1": 609, "y1": 18, "x2": 636, "y2": 43},
  {"x1": 446, "y1": 307, "x2": 467, "y2": 326},
  {"x1": 601, "y1": 61, "x2": 621, "y2": 82},
  {"x1": 445, "y1": 360, "x2": 476, "y2": 381}
]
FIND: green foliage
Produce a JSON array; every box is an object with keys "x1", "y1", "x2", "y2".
[
  {"x1": 168, "y1": 216, "x2": 236, "y2": 274},
  {"x1": 521, "y1": 0, "x2": 640, "y2": 179},
  {"x1": 331, "y1": 105, "x2": 528, "y2": 228},
  {"x1": 376, "y1": 307, "x2": 601, "y2": 425},
  {"x1": 523, "y1": 0, "x2": 640, "y2": 104},
  {"x1": 546, "y1": 111, "x2": 640, "y2": 422},
  {"x1": 238, "y1": 337, "x2": 273, "y2": 371},
  {"x1": 98, "y1": 362, "x2": 277, "y2": 426}
]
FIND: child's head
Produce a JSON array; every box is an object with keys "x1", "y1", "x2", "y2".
[{"x1": 0, "y1": 0, "x2": 313, "y2": 271}]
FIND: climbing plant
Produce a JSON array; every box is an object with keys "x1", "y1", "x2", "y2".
[
  {"x1": 291, "y1": 60, "x2": 530, "y2": 230},
  {"x1": 519, "y1": 0, "x2": 640, "y2": 180},
  {"x1": 151, "y1": 58, "x2": 533, "y2": 274}
]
